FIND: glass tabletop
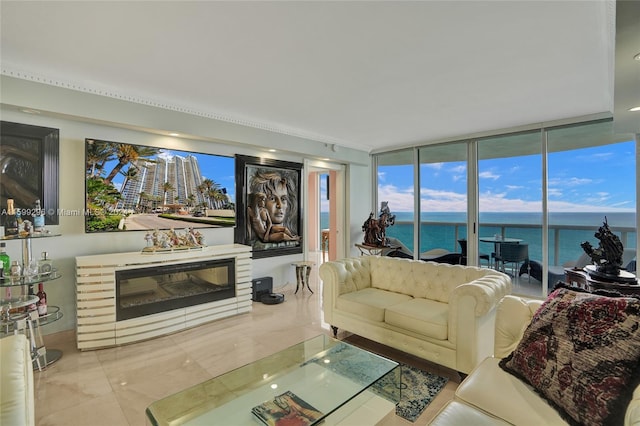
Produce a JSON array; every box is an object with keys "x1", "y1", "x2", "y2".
[
  {"x1": 0, "y1": 233, "x2": 61, "y2": 241},
  {"x1": 146, "y1": 334, "x2": 400, "y2": 426},
  {"x1": 479, "y1": 236, "x2": 523, "y2": 243}
]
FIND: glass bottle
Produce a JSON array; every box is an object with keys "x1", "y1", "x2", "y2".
[
  {"x1": 36, "y1": 283, "x2": 47, "y2": 315},
  {"x1": 9, "y1": 260, "x2": 21, "y2": 284},
  {"x1": 4, "y1": 199, "x2": 18, "y2": 236},
  {"x1": 33, "y1": 199, "x2": 45, "y2": 233},
  {"x1": 15, "y1": 208, "x2": 23, "y2": 235},
  {"x1": 38, "y1": 252, "x2": 53, "y2": 276},
  {"x1": 0, "y1": 242, "x2": 10, "y2": 277}
]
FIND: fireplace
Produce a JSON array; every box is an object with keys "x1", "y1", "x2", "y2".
[
  {"x1": 115, "y1": 258, "x2": 235, "y2": 321},
  {"x1": 76, "y1": 244, "x2": 252, "y2": 350}
]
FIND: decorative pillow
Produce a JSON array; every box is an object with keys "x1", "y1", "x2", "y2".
[{"x1": 499, "y1": 285, "x2": 640, "y2": 426}]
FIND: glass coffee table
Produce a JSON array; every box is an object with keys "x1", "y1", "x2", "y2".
[{"x1": 146, "y1": 334, "x2": 401, "y2": 425}]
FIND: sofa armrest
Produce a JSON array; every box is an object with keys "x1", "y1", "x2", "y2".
[
  {"x1": 625, "y1": 385, "x2": 640, "y2": 426},
  {"x1": 0, "y1": 334, "x2": 35, "y2": 426},
  {"x1": 493, "y1": 295, "x2": 543, "y2": 358},
  {"x1": 319, "y1": 257, "x2": 371, "y2": 324},
  {"x1": 450, "y1": 273, "x2": 512, "y2": 318},
  {"x1": 448, "y1": 273, "x2": 511, "y2": 374}
]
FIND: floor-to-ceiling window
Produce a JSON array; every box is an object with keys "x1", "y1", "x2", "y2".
[
  {"x1": 477, "y1": 130, "x2": 543, "y2": 294},
  {"x1": 373, "y1": 117, "x2": 637, "y2": 299},
  {"x1": 419, "y1": 142, "x2": 468, "y2": 255},
  {"x1": 547, "y1": 120, "x2": 636, "y2": 292},
  {"x1": 375, "y1": 150, "x2": 415, "y2": 255}
]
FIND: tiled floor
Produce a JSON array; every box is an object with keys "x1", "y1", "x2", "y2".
[{"x1": 33, "y1": 253, "x2": 460, "y2": 426}]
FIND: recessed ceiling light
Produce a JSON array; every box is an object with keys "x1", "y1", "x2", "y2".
[
  {"x1": 629, "y1": 106, "x2": 640, "y2": 112},
  {"x1": 634, "y1": 52, "x2": 640, "y2": 61},
  {"x1": 169, "y1": 132, "x2": 180, "y2": 137},
  {"x1": 268, "y1": 149, "x2": 276, "y2": 152}
]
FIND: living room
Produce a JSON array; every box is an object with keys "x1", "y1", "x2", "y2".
[{"x1": 1, "y1": 1, "x2": 639, "y2": 425}]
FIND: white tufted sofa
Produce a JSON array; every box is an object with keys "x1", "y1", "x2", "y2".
[
  {"x1": 319, "y1": 256, "x2": 512, "y2": 374},
  {"x1": 0, "y1": 334, "x2": 35, "y2": 426}
]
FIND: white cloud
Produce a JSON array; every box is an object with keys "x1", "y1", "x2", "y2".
[
  {"x1": 424, "y1": 163, "x2": 444, "y2": 170},
  {"x1": 157, "y1": 150, "x2": 173, "y2": 160},
  {"x1": 378, "y1": 184, "x2": 415, "y2": 212},
  {"x1": 379, "y1": 181, "x2": 634, "y2": 214},
  {"x1": 548, "y1": 187, "x2": 563, "y2": 197},
  {"x1": 505, "y1": 185, "x2": 524, "y2": 191},
  {"x1": 479, "y1": 171, "x2": 500, "y2": 180},
  {"x1": 548, "y1": 177, "x2": 593, "y2": 187}
]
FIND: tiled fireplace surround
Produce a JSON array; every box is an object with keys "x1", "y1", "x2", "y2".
[{"x1": 75, "y1": 244, "x2": 252, "y2": 350}]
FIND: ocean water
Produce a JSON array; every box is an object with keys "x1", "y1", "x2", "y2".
[{"x1": 322, "y1": 211, "x2": 636, "y2": 266}]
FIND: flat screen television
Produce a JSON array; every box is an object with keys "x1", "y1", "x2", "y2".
[{"x1": 85, "y1": 138, "x2": 235, "y2": 233}]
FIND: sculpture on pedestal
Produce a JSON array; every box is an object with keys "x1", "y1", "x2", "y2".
[
  {"x1": 362, "y1": 202, "x2": 396, "y2": 247},
  {"x1": 581, "y1": 217, "x2": 625, "y2": 278}
]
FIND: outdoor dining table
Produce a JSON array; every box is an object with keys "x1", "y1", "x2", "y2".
[{"x1": 479, "y1": 236, "x2": 523, "y2": 269}]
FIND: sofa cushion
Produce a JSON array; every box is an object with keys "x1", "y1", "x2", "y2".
[
  {"x1": 499, "y1": 285, "x2": 640, "y2": 426},
  {"x1": 384, "y1": 298, "x2": 448, "y2": 340},
  {"x1": 429, "y1": 400, "x2": 512, "y2": 426},
  {"x1": 456, "y1": 357, "x2": 567, "y2": 425},
  {"x1": 336, "y1": 288, "x2": 413, "y2": 322}
]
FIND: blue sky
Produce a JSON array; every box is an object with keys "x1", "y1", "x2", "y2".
[{"x1": 378, "y1": 140, "x2": 635, "y2": 213}]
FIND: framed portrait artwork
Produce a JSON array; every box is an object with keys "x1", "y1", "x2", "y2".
[
  {"x1": 235, "y1": 155, "x2": 303, "y2": 259},
  {"x1": 0, "y1": 121, "x2": 60, "y2": 225}
]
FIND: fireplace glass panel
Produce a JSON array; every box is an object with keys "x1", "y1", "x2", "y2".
[{"x1": 116, "y1": 258, "x2": 235, "y2": 321}]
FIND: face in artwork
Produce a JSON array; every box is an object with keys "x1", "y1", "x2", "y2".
[{"x1": 266, "y1": 182, "x2": 289, "y2": 225}]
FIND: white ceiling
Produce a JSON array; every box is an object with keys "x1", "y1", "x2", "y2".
[{"x1": 0, "y1": 1, "x2": 630, "y2": 154}]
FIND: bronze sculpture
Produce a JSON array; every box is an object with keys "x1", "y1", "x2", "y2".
[
  {"x1": 362, "y1": 202, "x2": 396, "y2": 247},
  {"x1": 580, "y1": 217, "x2": 625, "y2": 277}
]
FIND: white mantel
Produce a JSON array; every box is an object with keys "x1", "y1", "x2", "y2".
[{"x1": 75, "y1": 244, "x2": 252, "y2": 350}]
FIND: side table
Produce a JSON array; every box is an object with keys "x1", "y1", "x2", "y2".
[
  {"x1": 2, "y1": 306, "x2": 63, "y2": 371},
  {"x1": 291, "y1": 261, "x2": 315, "y2": 294},
  {"x1": 564, "y1": 267, "x2": 640, "y2": 296}
]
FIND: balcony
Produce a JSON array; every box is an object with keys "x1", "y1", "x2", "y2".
[{"x1": 387, "y1": 220, "x2": 637, "y2": 298}]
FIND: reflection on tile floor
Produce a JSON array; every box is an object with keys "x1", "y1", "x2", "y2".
[{"x1": 34, "y1": 253, "x2": 460, "y2": 426}]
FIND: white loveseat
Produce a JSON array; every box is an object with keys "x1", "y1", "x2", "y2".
[
  {"x1": 430, "y1": 295, "x2": 640, "y2": 425},
  {"x1": 319, "y1": 255, "x2": 512, "y2": 374}
]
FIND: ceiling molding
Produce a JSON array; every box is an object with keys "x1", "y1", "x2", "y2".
[{"x1": 1, "y1": 66, "x2": 351, "y2": 148}]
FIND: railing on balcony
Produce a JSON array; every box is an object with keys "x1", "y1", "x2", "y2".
[{"x1": 389, "y1": 220, "x2": 636, "y2": 267}]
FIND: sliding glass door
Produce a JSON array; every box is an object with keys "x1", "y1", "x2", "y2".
[
  {"x1": 477, "y1": 131, "x2": 543, "y2": 294},
  {"x1": 418, "y1": 142, "x2": 468, "y2": 256},
  {"x1": 376, "y1": 150, "x2": 415, "y2": 256}
]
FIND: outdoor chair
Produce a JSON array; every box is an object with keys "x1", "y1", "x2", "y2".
[
  {"x1": 457, "y1": 239, "x2": 491, "y2": 267},
  {"x1": 385, "y1": 238, "x2": 463, "y2": 264},
  {"x1": 497, "y1": 242, "x2": 529, "y2": 278}
]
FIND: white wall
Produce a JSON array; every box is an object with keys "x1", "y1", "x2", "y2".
[{"x1": 0, "y1": 76, "x2": 372, "y2": 335}]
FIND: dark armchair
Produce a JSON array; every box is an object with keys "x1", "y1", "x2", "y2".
[
  {"x1": 497, "y1": 242, "x2": 529, "y2": 278},
  {"x1": 457, "y1": 239, "x2": 491, "y2": 267}
]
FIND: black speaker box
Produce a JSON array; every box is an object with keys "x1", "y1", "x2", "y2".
[{"x1": 252, "y1": 277, "x2": 273, "y2": 301}]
